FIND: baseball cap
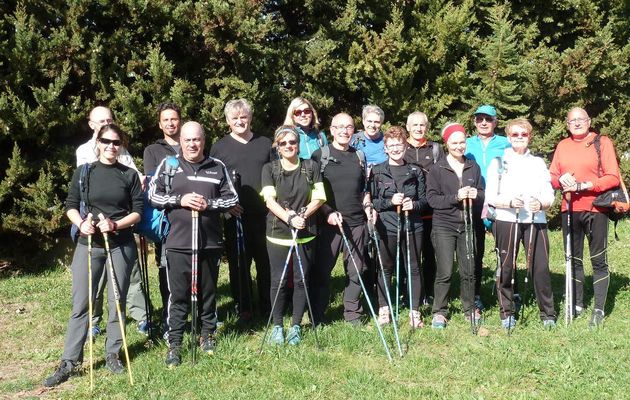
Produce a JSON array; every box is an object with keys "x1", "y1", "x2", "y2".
[{"x1": 474, "y1": 105, "x2": 497, "y2": 117}]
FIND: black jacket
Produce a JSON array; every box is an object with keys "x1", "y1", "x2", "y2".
[
  {"x1": 426, "y1": 156, "x2": 484, "y2": 231},
  {"x1": 369, "y1": 161, "x2": 428, "y2": 236},
  {"x1": 149, "y1": 154, "x2": 239, "y2": 251}
]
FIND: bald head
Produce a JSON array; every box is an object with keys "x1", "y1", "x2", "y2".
[
  {"x1": 88, "y1": 106, "x2": 114, "y2": 137},
  {"x1": 330, "y1": 113, "x2": 355, "y2": 149},
  {"x1": 180, "y1": 121, "x2": 206, "y2": 163},
  {"x1": 566, "y1": 107, "x2": 591, "y2": 139}
]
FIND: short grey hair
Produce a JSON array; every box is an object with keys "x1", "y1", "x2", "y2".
[
  {"x1": 224, "y1": 99, "x2": 253, "y2": 120},
  {"x1": 362, "y1": 105, "x2": 385, "y2": 123}
]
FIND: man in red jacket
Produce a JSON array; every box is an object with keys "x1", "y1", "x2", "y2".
[{"x1": 549, "y1": 107, "x2": 621, "y2": 328}]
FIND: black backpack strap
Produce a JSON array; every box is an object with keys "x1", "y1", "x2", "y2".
[
  {"x1": 271, "y1": 159, "x2": 282, "y2": 185},
  {"x1": 319, "y1": 145, "x2": 331, "y2": 173},
  {"x1": 78, "y1": 162, "x2": 93, "y2": 216},
  {"x1": 300, "y1": 158, "x2": 314, "y2": 186}
]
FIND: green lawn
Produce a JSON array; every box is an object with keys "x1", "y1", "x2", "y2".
[{"x1": 2, "y1": 222, "x2": 630, "y2": 399}]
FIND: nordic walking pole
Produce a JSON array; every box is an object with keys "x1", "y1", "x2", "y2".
[
  {"x1": 98, "y1": 213, "x2": 133, "y2": 385},
  {"x1": 404, "y1": 210, "x2": 417, "y2": 329},
  {"x1": 336, "y1": 217, "x2": 392, "y2": 362},
  {"x1": 259, "y1": 239, "x2": 296, "y2": 353},
  {"x1": 231, "y1": 170, "x2": 252, "y2": 317},
  {"x1": 138, "y1": 235, "x2": 154, "y2": 341},
  {"x1": 521, "y1": 211, "x2": 537, "y2": 322},
  {"x1": 86, "y1": 213, "x2": 94, "y2": 391},
  {"x1": 395, "y1": 205, "x2": 402, "y2": 320},
  {"x1": 508, "y1": 207, "x2": 521, "y2": 336},
  {"x1": 367, "y1": 218, "x2": 403, "y2": 357},
  {"x1": 564, "y1": 192, "x2": 574, "y2": 326},
  {"x1": 190, "y1": 210, "x2": 199, "y2": 364},
  {"x1": 291, "y1": 206, "x2": 321, "y2": 350},
  {"x1": 462, "y1": 198, "x2": 477, "y2": 335}
]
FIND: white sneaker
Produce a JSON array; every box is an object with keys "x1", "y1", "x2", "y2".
[
  {"x1": 409, "y1": 310, "x2": 424, "y2": 329},
  {"x1": 378, "y1": 306, "x2": 391, "y2": 325}
]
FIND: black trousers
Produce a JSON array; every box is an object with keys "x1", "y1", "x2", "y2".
[
  {"x1": 311, "y1": 223, "x2": 367, "y2": 324},
  {"x1": 421, "y1": 217, "x2": 437, "y2": 300},
  {"x1": 224, "y1": 214, "x2": 271, "y2": 316},
  {"x1": 494, "y1": 220, "x2": 555, "y2": 320},
  {"x1": 268, "y1": 240, "x2": 314, "y2": 326},
  {"x1": 165, "y1": 249, "x2": 220, "y2": 347},
  {"x1": 562, "y1": 211, "x2": 610, "y2": 311},
  {"x1": 431, "y1": 226, "x2": 475, "y2": 317},
  {"x1": 376, "y1": 230, "x2": 423, "y2": 311}
]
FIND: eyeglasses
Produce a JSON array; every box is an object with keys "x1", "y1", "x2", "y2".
[
  {"x1": 510, "y1": 132, "x2": 530, "y2": 138},
  {"x1": 474, "y1": 116, "x2": 495, "y2": 123},
  {"x1": 293, "y1": 108, "x2": 313, "y2": 117},
  {"x1": 278, "y1": 140, "x2": 298, "y2": 147},
  {"x1": 386, "y1": 144, "x2": 405, "y2": 150},
  {"x1": 567, "y1": 117, "x2": 589, "y2": 125},
  {"x1": 99, "y1": 138, "x2": 122, "y2": 146},
  {"x1": 333, "y1": 125, "x2": 354, "y2": 131}
]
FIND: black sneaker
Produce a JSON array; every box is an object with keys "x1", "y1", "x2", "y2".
[
  {"x1": 43, "y1": 360, "x2": 78, "y2": 387},
  {"x1": 165, "y1": 346, "x2": 181, "y2": 368},
  {"x1": 589, "y1": 309, "x2": 605, "y2": 330},
  {"x1": 105, "y1": 353, "x2": 124, "y2": 374},
  {"x1": 200, "y1": 336, "x2": 216, "y2": 355}
]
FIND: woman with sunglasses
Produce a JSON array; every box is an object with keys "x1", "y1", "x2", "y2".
[
  {"x1": 426, "y1": 123, "x2": 484, "y2": 329},
  {"x1": 283, "y1": 97, "x2": 328, "y2": 159},
  {"x1": 369, "y1": 126, "x2": 428, "y2": 328},
  {"x1": 260, "y1": 126, "x2": 326, "y2": 345},
  {"x1": 44, "y1": 124, "x2": 143, "y2": 387},
  {"x1": 486, "y1": 118, "x2": 556, "y2": 330}
]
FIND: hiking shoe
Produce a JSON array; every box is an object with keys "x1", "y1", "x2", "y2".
[
  {"x1": 105, "y1": 353, "x2": 124, "y2": 374},
  {"x1": 574, "y1": 305, "x2": 584, "y2": 318},
  {"x1": 286, "y1": 325, "x2": 301, "y2": 346},
  {"x1": 589, "y1": 309, "x2": 605, "y2": 329},
  {"x1": 377, "y1": 306, "x2": 391, "y2": 325},
  {"x1": 269, "y1": 325, "x2": 284, "y2": 345},
  {"x1": 514, "y1": 294, "x2": 522, "y2": 317},
  {"x1": 43, "y1": 360, "x2": 78, "y2": 387},
  {"x1": 200, "y1": 336, "x2": 216, "y2": 355},
  {"x1": 165, "y1": 346, "x2": 181, "y2": 368},
  {"x1": 466, "y1": 309, "x2": 482, "y2": 324},
  {"x1": 137, "y1": 320, "x2": 152, "y2": 336},
  {"x1": 431, "y1": 314, "x2": 447, "y2": 329},
  {"x1": 501, "y1": 315, "x2": 516, "y2": 330},
  {"x1": 409, "y1": 310, "x2": 424, "y2": 329},
  {"x1": 88, "y1": 325, "x2": 101, "y2": 342},
  {"x1": 543, "y1": 319, "x2": 556, "y2": 329},
  {"x1": 474, "y1": 295, "x2": 485, "y2": 311}
]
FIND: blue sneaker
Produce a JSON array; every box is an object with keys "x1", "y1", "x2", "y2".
[
  {"x1": 137, "y1": 320, "x2": 152, "y2": 336},
  {"x1": 501, "y1": 315, "x2": 516, "y2": 330},
  {"x1": 431, "y1": 314, "x2": 447, "y2": 329},
  {"x1": 88, "y1": 325, "x2": 101, "y2": 342},
  {"x1": 286, "y1": 325, "x2": 301, "y2": 346},
  {"x1": 269, "y1": 325, "x2": 284, "y2": 345}
]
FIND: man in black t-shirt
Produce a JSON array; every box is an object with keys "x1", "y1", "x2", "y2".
[
  {"x1": 209, "y1": 99, "x2": 272, "y2": 322},
  {"x1": 311, "y1": 113, "x2": 372, "y2": 326}
]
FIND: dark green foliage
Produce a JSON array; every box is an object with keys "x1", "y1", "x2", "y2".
[{"x1": 1, "y1": 0, "x2": 629, "y2": 267}]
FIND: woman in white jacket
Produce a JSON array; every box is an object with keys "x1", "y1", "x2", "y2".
[{"x1": 485, "y1": 118, "x2": 556, "y2": 330}]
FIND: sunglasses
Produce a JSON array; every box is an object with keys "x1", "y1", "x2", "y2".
[
  {"x1": 510, "y1": 132, "x2": 530, "y2": 138},
  {"x1": 293, "y1": 108, "x2": 313, "y2": 117},
  {"x1": 99, "y1": 138, "x2": 122, "y2": 146},
  {"x1": 474, "y1": 116, "x2": 495, "y2": 123},
  {"x1": 278, "y1": 140, "x2": 298, "y2": 147}
]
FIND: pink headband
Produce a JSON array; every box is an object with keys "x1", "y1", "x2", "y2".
[{"x1": 442, "y1": 123, "x2": 466, "y2": 143}]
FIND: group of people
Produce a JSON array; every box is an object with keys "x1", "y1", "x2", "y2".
[{"x1": 44, "y1": 98, "x2": 622, "y2": 386}]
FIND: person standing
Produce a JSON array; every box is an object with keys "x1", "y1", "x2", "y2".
[
  {"x1": 44, "y1": 124, "x2": 143, "y2": 386},
  {"x1": 426, "y1": 123, "x2": 484, "y2": 329},
  {"x1": 549, "y1": 107, "x2": 621, "y2": 328},
  {"x1": 209, "y1": 98, "x2": 272, "y2": 323},
  {"x1": 369, "y1": 126, "x2": 428, "y2": 328},
  {"x1": 261, "y1": 126, "x2": 326, "y2": 345},
  {"x1": 310, "y1": 113, "x2": 372, "y2": 326},
  {"x1": 485, "y1": 119, "x2": 556, "y2": 329},
  {"x1": 149, "y1": 121, "x2": 238, "y2": 366},
  {"x1": 283, "y1": 97, "x2": 328, "y2": 159},
  {"x1": 464, "y1": 105, "x2": 511, "y2": 310},
  {"x1": 404, "y1": 111, "x2": 443, "y2": 304},
  {"x1": 351, "y1": 104, "x2": 388, "y2": 166},
  {"x1": 143, "y1": 102, "x2": 182, "y2": 336}
]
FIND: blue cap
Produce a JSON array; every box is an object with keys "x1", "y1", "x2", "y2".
[{"x1": 474, "y1": 105, "x2": 497, "y2": 117}]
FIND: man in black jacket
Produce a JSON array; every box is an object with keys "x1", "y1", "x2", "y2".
[
  {"x1": 143, "y1": 102, "x2": 182, "y2": 337},
  {"x1": 149, "y1": 121, "x2": 238, "y2": 367}
]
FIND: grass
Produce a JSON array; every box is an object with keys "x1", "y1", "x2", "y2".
[{"x1": 2, "y1": 221, "x2": 630, "y2": 399}]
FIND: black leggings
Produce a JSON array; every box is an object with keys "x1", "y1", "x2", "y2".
[{"x1": 267, "y1": 240, "x2": 314, "y2": 326}]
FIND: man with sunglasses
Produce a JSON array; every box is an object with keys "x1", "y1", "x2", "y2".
[
  {"x1": 310, "y1": 113, "x2": 372, "y2": 326},
  {"x1": 549, "y1": 107, "x2": 621, "y2": 328},
  {"x1": 465, "y1": 105, "x2": 511, "y2": 311},
  {"x1": 75, "y1": 106, "x2": 150, "y2": 341}
]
